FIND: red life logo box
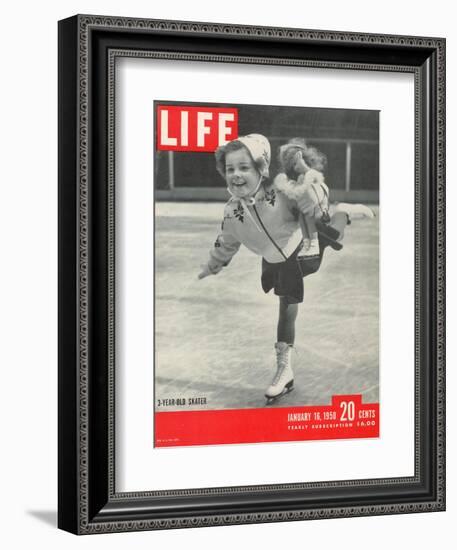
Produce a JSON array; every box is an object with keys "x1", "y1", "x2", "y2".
[{"x1": 156, "y1": 105, "x2": 238, "y2": 152}]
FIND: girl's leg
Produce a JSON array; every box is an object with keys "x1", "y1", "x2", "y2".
[
  {"x1": 330, "y1": 211, "x2": 349, "y2": 241},
  {"x1": 331, "y1": 203, "x2": 375, "y2": 242},
  {"x1": 266, "y1": 297, "x2": 297, "y2": 400},
  {"x1": 277, "y1": 296, "x2": 298, "y2": 344}
]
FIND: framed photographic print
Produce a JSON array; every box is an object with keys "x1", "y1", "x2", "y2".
[{"x1": 58, "y1": 14, "x2": 445, "y2": 534}]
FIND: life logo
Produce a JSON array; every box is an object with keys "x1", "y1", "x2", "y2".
[{"x1": 156, "y1": 104, "x2": 238, "y2": 152}]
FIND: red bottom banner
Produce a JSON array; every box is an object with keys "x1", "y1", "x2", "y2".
[{"x1": 155, "y1": 395, "x2": 379, "y2": 447}]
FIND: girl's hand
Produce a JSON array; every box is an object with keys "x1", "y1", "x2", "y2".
[{"x1": 198, "y1": 264, "x2": 213, "y2": 279}]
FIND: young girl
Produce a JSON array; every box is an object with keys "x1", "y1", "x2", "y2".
[{"x1": 198, "y1": 134, "x2": 373, "y2": 403}]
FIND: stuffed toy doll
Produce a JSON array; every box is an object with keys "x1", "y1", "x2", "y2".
[{"x1": 275, "y1": 139, "x2": 342, "y2": 265}]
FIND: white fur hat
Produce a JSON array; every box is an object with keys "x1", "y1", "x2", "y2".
[{"x1": 215, "y1": 133, "x2": 271, "y2": 178}]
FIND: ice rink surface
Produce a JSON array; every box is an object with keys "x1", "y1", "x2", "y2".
[{"x1": 155, "y1": 202, "x2": 379, "y2": 410}]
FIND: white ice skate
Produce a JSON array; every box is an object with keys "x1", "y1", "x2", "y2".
[
  {"x1": 335, "y1": 202, "x2": 375, "y2": 220},
  {"x1": 298, "y1": 237, "x2": 320, "y2": 259},
  {"x1": 265, "y1": 342, "x2": 294, "y2": 405}
]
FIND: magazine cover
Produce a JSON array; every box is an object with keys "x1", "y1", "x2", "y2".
[{"x1": 154, "y1": 101, "x2": 379, "y2": 447}]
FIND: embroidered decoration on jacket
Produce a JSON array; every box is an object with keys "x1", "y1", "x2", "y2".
[{"x1": 233, "y1": 203, "x2": 245, "y2": 223}]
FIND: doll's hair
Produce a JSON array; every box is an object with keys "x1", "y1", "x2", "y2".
[{"x1": 279, "y1": 138, "x2": 327, "y2": 179}]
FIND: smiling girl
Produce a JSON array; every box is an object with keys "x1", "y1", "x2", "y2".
[{"x1": 198, "y1": 134, "x2": 372, "y2": 403}]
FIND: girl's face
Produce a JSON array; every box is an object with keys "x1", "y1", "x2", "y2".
[{"x1": 225, "y1": 147, "x2": 261, "y2": 198}]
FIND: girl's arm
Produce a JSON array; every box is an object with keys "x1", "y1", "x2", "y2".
[{"x1": 199, "y1": 221, "x2": 241, "y2": 279}]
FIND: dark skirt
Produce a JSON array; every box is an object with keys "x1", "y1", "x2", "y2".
[{"x1": 261, "y1": 235, "x2": 328, "y2": 304}]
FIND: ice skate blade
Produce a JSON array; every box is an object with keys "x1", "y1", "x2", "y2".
[{"x1": 265, "y1": 382, "x2": 294, "y2": 405}]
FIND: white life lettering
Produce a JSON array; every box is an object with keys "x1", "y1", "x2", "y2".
[
  {"x1": 218, "y1": 113, "x2": 235, "y2": 146},
  {"x1": 160, "y1": 109, "x2": 177, "y2": 146},
  {"x1": 180, "y1": 111, "x2": 189, "y2": 146},
  {"x1": 197, "y1": 112, "x2": 213, "y2": 147}
]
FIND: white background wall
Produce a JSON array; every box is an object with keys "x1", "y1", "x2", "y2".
[{"x1": 0, "y1": 0, "x2": 453, "y2": 548}]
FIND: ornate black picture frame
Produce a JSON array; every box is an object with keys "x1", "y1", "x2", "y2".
[{"x1": 58, "y1": 14, "x2": 445, "y2": 534}]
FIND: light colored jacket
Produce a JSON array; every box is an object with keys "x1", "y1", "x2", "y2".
[{"x1": 207, "y1": 174, "x2": 329, "y2": 272}]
